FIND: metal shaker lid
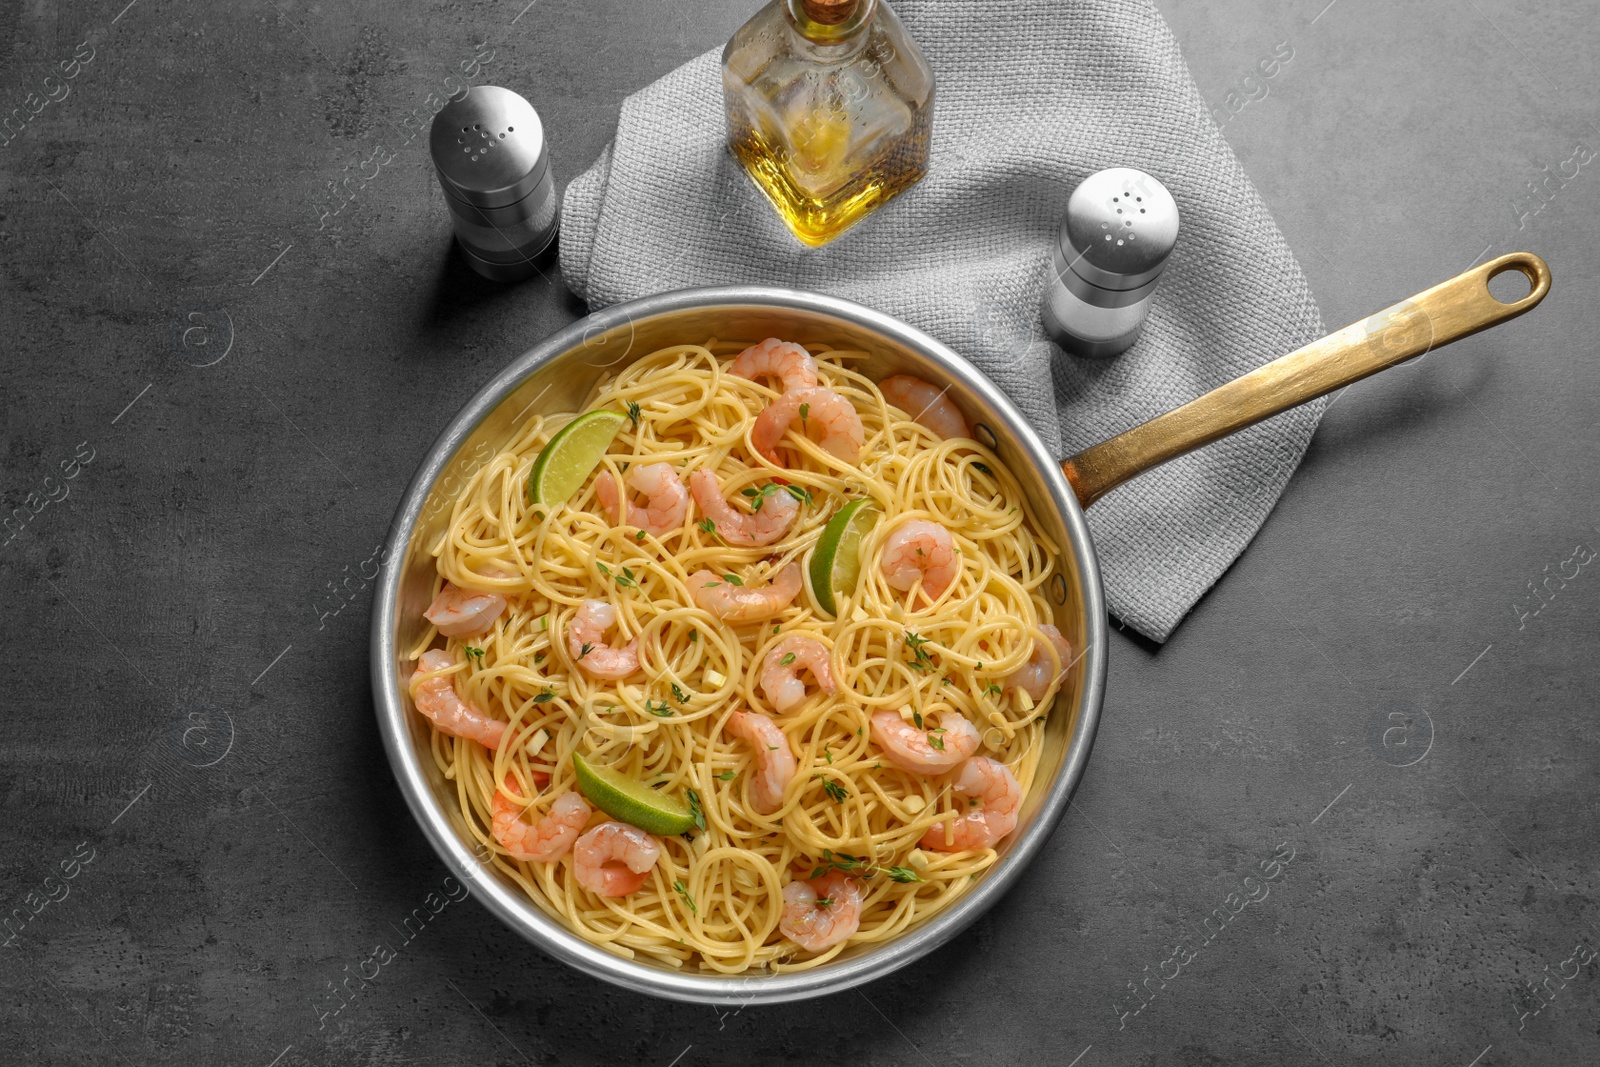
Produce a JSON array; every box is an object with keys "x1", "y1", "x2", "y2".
[
  {"x1": 430, "y1": 86, "x2": 548, "y2": 209},
  {"x1": 1059, "y1": 167, "x2": 1179, "y2": 292}
]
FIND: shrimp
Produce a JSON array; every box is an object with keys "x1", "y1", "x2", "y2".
[
  {"x1": 780, "y1": 870, "x2": 864, "y2": 952},
  {"x1": 880, "y1": 519, "x2": 960, "y2": 602},
  {"x1": 920, "y1": 756, "x2": 1022, "y2": 853},
  {"x1": 567, "y1": 599, "x2": 640, "y2": 679},
  {"x1": 879, "y1": 375, "x2": 971, "y2": 441},
  {"x1": 1004, "y1": 624, "x2": 1073, "y2": 701},
  {"x1": 729, "y1": 337, "x2": 819, "y2": 393},
  {"x1": 689, "y1": 563, "x2": 802, "y2": 623},
  {"x1": 869, "y1": 709, "x2": 980, "y2": 775},
  {"x1": 593, "y1": 462, "x2": 689, "y2": 535},
  {"x1": 759, "y1": 635, "x2": 836, "y2": 714},
  {"x1": 725, "y1": 709, "x2": 797, "y2": 814},
  {"x1": 410, "y1": 649, "x2": 506, "y2": 750},
  {"x1": 750, "y1": 386, "x2": 864, "y2": 466},
  {"x1": 689, "y1": 468, "x2": 799, "y2": 547},
  {"x1": 423, "y1": 581, "x2": 506, "y2": 637},
  {"x1": 572, "y1": 820, "x2": 662, "y2": 897},
  {"x1": 491, "y1": 779, "x2": 591, "y2": 863}
]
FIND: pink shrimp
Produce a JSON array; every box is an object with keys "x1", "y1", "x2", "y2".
[
  {"x1": 880, "y1": 519, "x2": 960, "y2": 602},
  {"x1": 725, "y1": 709, "x2": 797, "y2": 815},
  {"x1": 780, "y1": 870, "x2": 864, "y2": 952},
  {"x1": 759, "y1": 635, "x2": 836, "y2": 714},
  {"x1": 410, "y1": 649, "x2": 506, "y2": 750},
  {"x1": 491, "y1": 778, "x2": 592, "y2": 863},
  {"x1": 567, "y1": 599, "x2": 640, "y2": 679},
  {"x1": 423, "y1": 581, "x2": 506, "y2": 637},
  {"x1": 593, "y1": 462, "x2": 689, "y2": 535},
  {"x1": 1004, "y1": 624, "x2": 1073, "y2": 701},
  {"x1": 750, "y1": 386, "x2": 864, "y2": 466},
  {"x1": 879, "y1": 375, "x2": 971, "y2": 440},
  {"x1": 689, "y1": 468, "x2": 799, "y2": 547},
  {"x1": 572, "y1": 821, "x2": 662, "y2": 897},
  {"x1": 729, "y1": 338, "x2": 819, "y2": 393},
  {"x1": 920, "y1": 756, "x2": 1023, "y2": 853},
  {"x1": 869, "y1": 708, "x2": 980, "y2": 775},
  {"x1": 689, "y1": 564, "x2": 802, "y2": 623}
]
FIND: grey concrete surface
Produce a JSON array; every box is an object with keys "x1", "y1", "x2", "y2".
[{"x1": 1, "y1": 0, "x2": 1596, "y2": 1064}]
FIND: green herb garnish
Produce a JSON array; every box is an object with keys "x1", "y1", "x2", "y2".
[
  {"x1": 808, "y1": 849, "x2": 923, "y2": 883},
  {"x1": 904, "y1": 632, "x2": 936, "y2": 672},
  {"x1": 780, "y1": 652, "x2": 796, "y2": 666},
  {"x1": 814, "y1": 775, "x2": 848, "y2": 803},
  {"x1": 673, "y1": 879, "x2": 698, "y2": 914},
  {"x1": 597, "y1": 561, "x2": 637, "y2": 588},
  {"x1": 685, "y1": 788, "x2": 706, "y2": 831}
]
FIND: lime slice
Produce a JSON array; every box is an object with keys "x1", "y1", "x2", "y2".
[
  {"x1": 572, "y1": 752, "x2": 696, "y2": 835},
  {"x1": 809, "y1": 499, "x2": 878, "y2": 618},
  {"x1": 526, "y1": 410, "x2": 627, "y2": 506}
]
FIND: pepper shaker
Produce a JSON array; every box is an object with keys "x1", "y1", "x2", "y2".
[
  {"x1": 430, "y1": 86, "x2": 559, "y2": 282},
  {"x1": 1042, "y1": 167, "x2": 1179, "y2": 358}
]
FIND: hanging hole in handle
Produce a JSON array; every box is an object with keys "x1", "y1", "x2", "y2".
[{"x1": 1487, "y1": 261, "x2": 1536, "y2": 304}]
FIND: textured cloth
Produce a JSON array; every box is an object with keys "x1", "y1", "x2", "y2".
[{"x1": 560, "y1": 0, "x2": 1324, "y2": 643}]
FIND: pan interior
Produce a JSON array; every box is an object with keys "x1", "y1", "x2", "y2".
[{"x1": 383, "y1": 293, "x2": 1100, "y2": 1001}]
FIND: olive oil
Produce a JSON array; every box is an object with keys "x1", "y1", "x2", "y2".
[{"x1": 722, "y1": 0, "x2": 935, "y2": 247}]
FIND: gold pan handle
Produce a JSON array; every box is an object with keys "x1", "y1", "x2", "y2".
[{"x1": 1061, "y1": 252, "x2": 1553, "y2": 509}]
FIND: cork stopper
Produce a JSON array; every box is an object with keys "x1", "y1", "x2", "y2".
[{"x1": 801, "y1": 0, "x2": 858, "y2": 25}]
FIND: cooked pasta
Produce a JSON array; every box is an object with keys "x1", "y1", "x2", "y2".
[{"x1": 405, "y1": 338, "x2": 1073, "y2": 974}]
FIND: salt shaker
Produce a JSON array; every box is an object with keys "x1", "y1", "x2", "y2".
[
  {"x1": 429, "y1": 86, "x2": 559, "y2": 282},
  {"x1": 1041, "y1": 167, "x2": 1179, "y2": 358}
]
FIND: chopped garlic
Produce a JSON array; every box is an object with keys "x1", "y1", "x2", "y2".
[
  {"x1": 899, "y1": 706, "x2": 916, "y2": 724},
  {"x1": 704, "y1": 669, "x2": 726, "y2": 688},
  {"x1": 902, "y1": 794, "x2": 925, "y2": 814},
  {"x1": 1015, "y1": 689, "x2": 1035, "y2": 712},
  {"x1": 907, "y1": 848, "x2": 929, "y2": 871},
  {"x1": 524, "y1": 728, "x2": 549, "y2": 756}
]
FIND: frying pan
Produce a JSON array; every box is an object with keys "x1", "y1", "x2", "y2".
[{"x1": 371, "y1": 251, "x2": 1550, "y2": 1004}]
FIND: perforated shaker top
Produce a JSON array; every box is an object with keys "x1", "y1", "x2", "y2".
[
  {"x1": 430, "y1": 86, "x2": 549, "y2": 209},
  {"x1": 1060, "y1": 167, "x2": 1180, "y2": 292}
]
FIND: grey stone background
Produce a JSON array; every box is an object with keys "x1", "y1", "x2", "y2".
[{"x1": 1, "y1": 0, "x2": 1595, "y2": 1064}]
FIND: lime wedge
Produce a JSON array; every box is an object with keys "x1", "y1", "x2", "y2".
[
  {"x1": 809, "y1": 499, "x2": 878, "y2": 617},
  {"x1": 572, "y1": 752, "x2": 696, "y2": 835},
  {"x1": 526, "y1": 410, "x2": 627, "y2": 506}
]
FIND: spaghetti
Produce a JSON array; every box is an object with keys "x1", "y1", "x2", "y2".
[{"x1": 406, "y1": 340, "x2": 1071, "y2": 974}]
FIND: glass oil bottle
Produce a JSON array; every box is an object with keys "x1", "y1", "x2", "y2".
[{"x1": 722, "y1": 0, "x2": 935, "y2": 247}]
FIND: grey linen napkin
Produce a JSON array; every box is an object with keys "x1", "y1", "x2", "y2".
[{"x1": 560, "y1": 0, "x2": 1324, "y2": 643}]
